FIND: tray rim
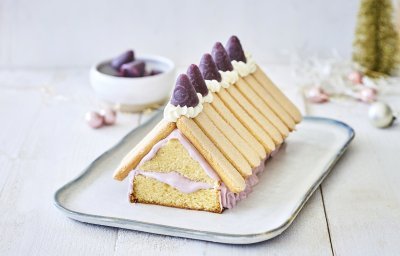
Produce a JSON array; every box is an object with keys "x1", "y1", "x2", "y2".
[{"x1": 53, "y1": 114, "x2": 355, "y2": 244}]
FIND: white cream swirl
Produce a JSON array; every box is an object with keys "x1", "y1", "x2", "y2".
[
  {"x1": 201, "y1": 92, "x2": 213, "y2": 103},
  {"x1": 231, "y1": 52, "x2": 257, "y2": 77},
  {"x1": 163, "y1": 93, "x2": 203, "y2": 122},
  {"x1": 205, "y1": 70, "x2": 238, "y2": 93},
  {"x1": 205, "y1": 79, "x2": 222, "y2": 93},
  {"x1": 219, "y1": 70, "x2": 239, "y2": 87}
]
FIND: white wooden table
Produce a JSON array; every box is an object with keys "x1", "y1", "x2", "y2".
[{"x1": 0, "y1": 66, "x2": 399, "y2": 255}]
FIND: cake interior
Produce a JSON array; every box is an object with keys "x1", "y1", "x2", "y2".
[{"x1": 130, "y1": 134, "x2": 222, "y2": 213}]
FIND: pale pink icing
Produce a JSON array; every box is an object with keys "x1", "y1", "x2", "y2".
[
  {"x1": 133, "y1": 170, "x2": 214, "y2": 193},
  {"x1": 220, "y1": 144, "x2": 283, "y2": 209},
  {"x1": 271, "y1": 143, "x2": 282, "y2": 158},
  {"x1": 219, "y1": 156, "x2": 268, "y2": 209}
]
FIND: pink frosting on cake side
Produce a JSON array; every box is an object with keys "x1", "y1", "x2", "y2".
[
  {"x1": 220, "y1": 144, "x2": 283, "y2": 209},
  {"x1": 133, "y1": 170, "x2": 214, "y2": 193},
  {"x1": 220, "y1": 157, "x2": 267, "y2": 209}
]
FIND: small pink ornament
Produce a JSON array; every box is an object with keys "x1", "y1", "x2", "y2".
[
  {"x1": 348, "y1": 71, "x2": 363, "y2": 85},
  {"x1": 85, "y1": 111, "x2": 104, "y2": 129},
  {"x1": 357, "y1": 87, "x2": 377, "y2": 103},
  {"x1": 100, "y1": 108, "x2": 117, "y2": 125},
  {"x1": 306, "y1": 87, "x2": 329, "y2": 103}
]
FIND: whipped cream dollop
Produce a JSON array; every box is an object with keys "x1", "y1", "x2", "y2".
[
  {"x1": 201, "y1": 92, "x2": 213, "y2": 103},
  {"x1": 205, "y1": 70, "x2": 239, "y2": 93},
  {"x1": 231, "y1": 52, "x2": 257, "y2": 77},
  {"x1": 164, "y1": 93, "x2": 203, "y2": 122},
  {"x1": 205, "y1": 79, "x2": 222, "y2": 93},
  {"x1": 219, "y1": 70, "x2": 239, "y2": 87}
]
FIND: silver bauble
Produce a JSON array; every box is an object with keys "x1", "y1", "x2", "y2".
[{"x1": 368, "y1": 102, "x2": 395, "y2": 128}]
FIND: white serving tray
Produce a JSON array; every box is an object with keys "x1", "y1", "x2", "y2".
[{"x1": 54, "y1": 112, "x2": 354, "y2": 244}]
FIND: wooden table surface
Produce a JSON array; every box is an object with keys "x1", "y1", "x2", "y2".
[{"x1": 0, "y1": 66, "x2": 399, "y2": 255}]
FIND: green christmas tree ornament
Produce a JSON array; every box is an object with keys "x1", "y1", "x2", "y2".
[{"x1": 352, "y1": 0, "x2": 399, "y2": 77}]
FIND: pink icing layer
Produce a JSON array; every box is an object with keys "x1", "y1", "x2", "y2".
[
  {"x1": 220, "y1": 144, "x2": 282, "y2": 209},
  {"x1": 133, "y1": 170, "x2": 214, "y2": 193}
]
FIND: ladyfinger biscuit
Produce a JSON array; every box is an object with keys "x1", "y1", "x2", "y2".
[
  {"x1": 252, "y1": 65, "x2": 302, "y2": 123},
  {"x1": 113, "y1": 120, "x2": 176, "y2": 181},
  {"x1": 177, "y1": 116, "x2": 246, "y2": 193},
  {"x1": 194, "y1": 112, "x2": 252, "y2": 177},
  {"x1": 211, "y1": 95, "x2": 266, "y2": 159},
  {"x1": 217, "y1": 89, "x2": 276, "y2": 152},
  {"x1": 236, "y1": 77, "x2": 290, "y2": 136},
  {"x1": 243, "y1": 75, "x2": 296, "y2": 131},
  {"x1": 202, "y1": 104, "x2": 260, "y2": 168},
  {"x1": 227, "y1": 86, "x2": 283, "y2": 145}
]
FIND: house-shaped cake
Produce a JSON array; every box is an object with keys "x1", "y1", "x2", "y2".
[{"x1": 113, "y1": 36, "x2": 302, "y2": 213}]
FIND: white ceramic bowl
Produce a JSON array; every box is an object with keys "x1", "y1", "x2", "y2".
[{"x1": 90, "y1": 55, "x2": 175, "y2": 112}]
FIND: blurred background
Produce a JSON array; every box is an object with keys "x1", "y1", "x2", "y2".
[{"x1": 0, "y1": 0, "x2": 360, "y2": 68}]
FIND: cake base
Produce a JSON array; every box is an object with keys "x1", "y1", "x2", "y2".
[{"x1": 131, "y1": 175, "x2": 223, "y2": 213}]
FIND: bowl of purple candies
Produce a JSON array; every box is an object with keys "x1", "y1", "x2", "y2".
[{"x1": 90, "y1": 50, "x2": 175, "y2": 112}]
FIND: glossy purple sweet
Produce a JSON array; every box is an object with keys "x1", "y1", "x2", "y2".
[
  {"x1": 120, "y1": 60, "x2": 146, "y2": 77},
  {"x1": 170, "y1": 74, "x2": 199, "y2": 107},
  {"x1": 211, "y1": 42, "x2": 233, "y2": 72},
  {"x1": 226, "y1": 36, "x2": 246, "y2": 63},
  {"x1": 143, "y1": 69, "x2": 162, "y2": 77},
  {"x1": 186, "y1": 64, "x2": 209, "y2": 97},
  {"x1": 150, "y1": 69, "x2": 162, "y2": 76},
  {"x1": 199, "y1": 54, "x2": 222, "y2": 82},
  {"x1": 111, "y1": 50, "x2": 134, "y2": 70}
]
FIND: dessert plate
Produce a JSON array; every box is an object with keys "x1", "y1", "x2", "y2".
[{"x1": 54, "y1": 112, "x2": 354, "y2": 244}]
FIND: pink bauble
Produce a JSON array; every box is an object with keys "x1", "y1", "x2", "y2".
[
  {"x1": 358, "y1": 87, "x2": 377, "y2": 103},
  {"x1": 348, "y1": 71, "x2": 363, "y2": 85},
  {"x1": 85, "y1": 111, "x2": 104, "y2": 129},
  {"x1": 100, "y1": 109, "x2": 117, "y2": 125},
  {"x1": 306, "y1": 87, "x2": 329, "y2": 103}
]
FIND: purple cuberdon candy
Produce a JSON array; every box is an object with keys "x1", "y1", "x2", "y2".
[
  {"x1": 211, "y1": 42, "x2": 233, "y2": 72},
  {"x1": 225, "y1": 35, "x2": 246, "y2": 63},
  {"x1": 120, "y1": 60, "x2": 146, "y2": 77},
  {"x1": 186, "y1": 64, "x2": 209, "y2": 97},
  {"x1": 170, "y1": 74, "x2": 199, "y2": 107},
  {"x1": 199, "y1": 53, "x2": 222, "y2": 82},
  {"x1": 143, "y1": 69, "x2": 162, "y2": 77},
  {"x1": 149, "y1": 69, "x2": 162, "y2": 76},
  {"x1": 111, "y1": 50, "x2": 134, "y2": 70}
]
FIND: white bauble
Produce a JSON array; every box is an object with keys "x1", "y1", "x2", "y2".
[{"x1": 368, "y1": 102, "x2": 395, "y2": 128}]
